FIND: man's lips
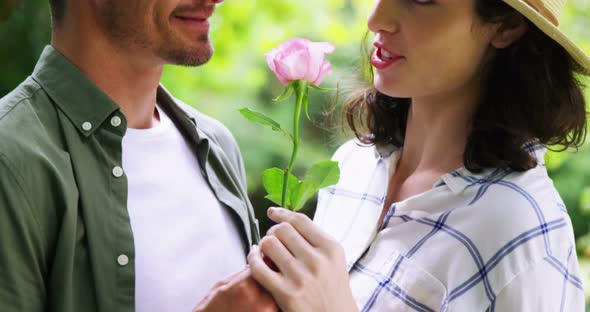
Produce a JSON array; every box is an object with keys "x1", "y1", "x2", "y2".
[
  {"x1": 175, "y1": 12, "x2": 213, "y2": 20},
  {"x1": 173, "y1": 14, "x2": 211, "y2": 30}
]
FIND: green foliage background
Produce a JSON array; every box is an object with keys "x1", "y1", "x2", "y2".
[{"x1": 1, "y1": 0, "x2": 589, "y2": 307}]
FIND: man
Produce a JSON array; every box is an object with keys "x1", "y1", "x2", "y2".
[{"x1": 0, "y1": 0, "x2": 276, "y2": 311}]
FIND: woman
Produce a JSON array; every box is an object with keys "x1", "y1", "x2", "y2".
[{"x1": 247, "y1": 0, "x2": 590, "y2": 311}]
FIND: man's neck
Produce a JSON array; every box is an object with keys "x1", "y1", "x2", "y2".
[{"x1": 51, "y1": 27, "x2": 163, "y2": 129}]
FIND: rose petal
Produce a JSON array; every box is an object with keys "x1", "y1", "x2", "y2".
[
  {"x1": 314, "y1": 41, "x2": 336, "y2": 54},
  {"x1": 303, "y1": 47, "x2": 324, "y2": 82},
  {"x1": 267, "y1": 38, "x2": 334, "y2": 85},
  {"x1": 278, "y1": 38, "x2": 311, "y2": 53},
  {"x1": 265, "y1": 48, "x2": 280, "y2": 74},
  {"x1": 312, "y1": 61, "x2": 333, "y2": 86},
  {"x1": 276, "y1": 38, "x2": 313, "y2": 82},
  {"x1": 275, "y1": 49, "x2": 309, "y2": 83},
  {"x1": 303, "y1": 41, "x2": 334, "y2": 83},
  {"x1": 272, "y1": 59, "x2": 291, "y2": 85}
]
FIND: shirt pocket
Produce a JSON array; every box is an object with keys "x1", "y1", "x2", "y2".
[{"x1": 351, "y1": 251, "x2": 448, "y2": 312}]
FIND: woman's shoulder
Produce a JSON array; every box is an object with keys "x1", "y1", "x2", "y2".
[
  {"x1": 331, "y1": 140, "x2": 372, "y2": 161},
  {"x1": 385, "y1": 167, "x2": 578, "y2": 310},
  {"x1": 456, "y1": 164, "x2": 567, "y2": 225},
  {"x1": 331, "y1": 140, "x2": 398, "y2": 169},
  {"x1": 431, "y1": 164, "x2": 577, "y2": 291}
]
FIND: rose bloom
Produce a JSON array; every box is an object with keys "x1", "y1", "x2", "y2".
[{"x1": 265, "y1": 38, "x2": 335, "y2": 86}]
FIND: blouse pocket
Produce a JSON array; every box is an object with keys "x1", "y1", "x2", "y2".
[{"x1": 350, "y1": 251, "x2": 448, "y2": 312}]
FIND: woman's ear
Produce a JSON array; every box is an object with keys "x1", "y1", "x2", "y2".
[{"x1": 491, "y1": 14, "x2": 529, "y2": 49}]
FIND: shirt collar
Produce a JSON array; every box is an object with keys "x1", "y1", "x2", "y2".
[
  {"x1": 32, "y1": 45, "x2": 121, "y2": 137},
  {"x1": 441, "y1": 142, "x2": 547, "y2": 194},
  {"x1": 373, "y1": 140, "x2": 547, "y2": 195},
  {"x1": 373, "y1": 142, "x2": 399, "y2": 159}
]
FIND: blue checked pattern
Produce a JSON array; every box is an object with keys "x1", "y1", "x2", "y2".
[{"x1": 314, "y1": 141, "x2": 585, "y2": 311}]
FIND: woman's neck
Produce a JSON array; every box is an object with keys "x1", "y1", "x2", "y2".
[{"x1": 399, "y1": 84, "x2": 481, "y2": 177}]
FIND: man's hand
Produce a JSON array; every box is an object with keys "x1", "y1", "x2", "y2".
[{"x1": 192, "y1": 267, "x2": 278, "y2": 312}]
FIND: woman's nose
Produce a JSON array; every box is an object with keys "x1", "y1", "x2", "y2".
[{"x1": 367, "y1": 0, "x2": 400, "y2": 35}]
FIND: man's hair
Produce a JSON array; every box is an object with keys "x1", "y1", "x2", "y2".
[
  {"x1": 48, "y1": 0, "x2": 65, "y2": 28},
  {"x1": 343, "y1": 0, "x2": 588, "y2": 173}
]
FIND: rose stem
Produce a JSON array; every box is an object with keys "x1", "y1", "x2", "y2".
[{"x1": 281, "y1": 80, "x2": 308, "y2": 209}]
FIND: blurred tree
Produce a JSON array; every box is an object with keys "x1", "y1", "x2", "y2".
[
  {"x1": 0, "y1": 0, "x2": 50, "y2": 96},
  {"x1": 0, "y1": 0, "x2": 20, "y2": 22}
]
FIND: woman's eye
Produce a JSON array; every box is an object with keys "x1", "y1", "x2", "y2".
[{"x1": 413, "y1": 0, "x2": 434, "y2": 4}]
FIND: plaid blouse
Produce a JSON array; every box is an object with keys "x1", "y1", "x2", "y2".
[{"x1": 314, "y1": 141, "x2": 584, "y2": 311}]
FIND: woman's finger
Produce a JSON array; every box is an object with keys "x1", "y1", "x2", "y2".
[
  {"x1": 258, "y1": 236, "x2": 302, "y2": 278},
  {"x1": 247, "y1": 245, "x2": 285, "y2": 298},
  {"x1": 267, "y1": 222, "x2": 317, "y2": 265},
  {"x1": 267, "y1": 207, "x2": 335, "y2": 248}
]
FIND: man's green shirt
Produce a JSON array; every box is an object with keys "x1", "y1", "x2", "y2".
[{"x1": 0, "y1": 46, "x2": 260, "y2": 311}]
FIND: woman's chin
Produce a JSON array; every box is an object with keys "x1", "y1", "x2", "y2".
[{"x1": 374, "y1": 80, "x2": 411, "y2": 99}]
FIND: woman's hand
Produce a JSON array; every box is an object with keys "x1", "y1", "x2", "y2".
[{"x1": 248, "y1": 207, "x2": 358, "y2": 312}]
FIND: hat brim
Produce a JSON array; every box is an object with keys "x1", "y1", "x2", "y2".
[{"x1": 504, "y1": 0, "x2": 590, "y2": 75}]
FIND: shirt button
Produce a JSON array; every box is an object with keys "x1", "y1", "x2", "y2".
[
  {"x1": 82, "y1": 121, "x2": 92, "y2": 131},
  {"x1": 117, "y1": 254, "x2": 129, "y2": 266},
  {"x1": 112, "y1": 166, "x2": 124, "y2": 178},
  {"x1": 110, "y1": 116, "x2": 122, "y2": 127}
]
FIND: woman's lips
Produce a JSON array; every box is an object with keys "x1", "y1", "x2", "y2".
[{"x1": 371, "y1": 45, "x2": 404, "y2": 70}]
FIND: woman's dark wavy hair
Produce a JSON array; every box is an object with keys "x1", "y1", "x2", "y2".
[{"x1": 345, "y1": 0, "x2": 588, "y2": 172}]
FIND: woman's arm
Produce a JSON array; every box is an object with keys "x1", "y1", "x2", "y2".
[{"x1": 248, "y1": 207, "x2": 359, "y2": 312}]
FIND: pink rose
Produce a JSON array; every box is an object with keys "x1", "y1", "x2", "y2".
[{"x1": 265, "y1": 38, "x2": 335, "y2": 86}]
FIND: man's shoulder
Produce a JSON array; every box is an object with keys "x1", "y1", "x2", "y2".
[
  {"x1": 0, "y1": 77, "x2": 46, "y2": 152},
  {"x1": 173, "y1": 98, "x2": 240, "y2": 152},
  {"x1": 0, "y1": 77, "x2": 44, "y2": 122},
  {"x1": 0, "y1": 77, "x2": 68, "y2": 183}
]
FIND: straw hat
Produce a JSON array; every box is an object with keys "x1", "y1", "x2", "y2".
[{"x1": 503, "y1": 0, "x2": 590, "y2": 75}]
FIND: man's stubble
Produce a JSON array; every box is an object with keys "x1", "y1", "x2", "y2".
[{"x1": 99, "y1": 0, "x2": 213, "y2": 67}]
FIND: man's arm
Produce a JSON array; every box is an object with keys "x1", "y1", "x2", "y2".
[{"x1": 0, "y1": 155, "x2": 46, "y2": 311}]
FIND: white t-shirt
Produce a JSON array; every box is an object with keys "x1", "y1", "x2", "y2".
[{"x1": 122, "y1": 107, "x2": 247, "y2": 312}]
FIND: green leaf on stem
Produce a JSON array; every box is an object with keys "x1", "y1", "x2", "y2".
[
  {"x1": 290, "y1": 160, "x2": 340, "y2": 211},
  {"x1": 262, "y1": 167, "x2": 299, "y2": 207},
  {"x1": 291, "y1": 180, "x2": 317, "y2": 211},
  {"x1": 306, "y1": 160, "x2": 341, "y2": 188},
  {"x1": 262, "y1": 161, "x2": 340, "y2": 211},
  {"x1": 273, "y1": 83, "x2": 295, "y2": 102},
  {"x1": 309, "y1": 84, "x2": 336, "y2": 92},
  {"x1": 239, "y1": 108, "x2": 292, "y2": 138},
  {"x1": 303, "y1": 88, "x2": 312, "y2": 121}
]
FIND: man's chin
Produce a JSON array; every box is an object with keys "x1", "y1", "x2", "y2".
[{"x1": 161, "y1": 46, "x2": 213, "y2": 67}]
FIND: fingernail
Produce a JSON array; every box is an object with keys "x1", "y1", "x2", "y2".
[{"x1": 267, "y1": 207, "x2": 275, "y2": 216}]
